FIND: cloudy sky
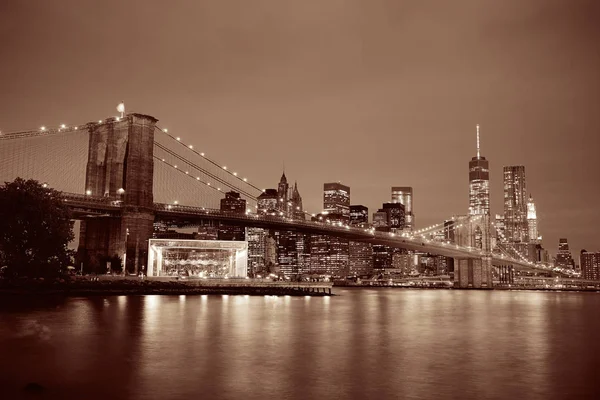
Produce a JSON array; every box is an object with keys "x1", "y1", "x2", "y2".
[{"x1": 1, "y1": 0, "x2": 599, "y2": 256}]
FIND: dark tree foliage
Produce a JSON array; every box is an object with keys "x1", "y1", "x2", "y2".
[{"x1": 0, "y1": 178, "x2": 74, "y2": 277}]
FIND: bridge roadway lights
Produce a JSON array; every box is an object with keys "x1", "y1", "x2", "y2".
[
  {"x1": 78, "y1": 114, "x2": 157, "y2": 274},
  {"x1": 453, "y1": 256, "x2": 493, "y2": 288}
]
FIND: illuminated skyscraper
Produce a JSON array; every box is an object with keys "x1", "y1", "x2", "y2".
[
  {"x1": 527, "y1": 194, "x2": 539, "y2": 242},
  {"x1": 555, "y1": 238, "x2": 575, "y2": 269},
  {"x1": 391, "y1": 187, "x2": 413, "y2": 231},
  {"x1": 218, "y1": 192, "x2": 246, "y2": 241},
  {"x1": 323, "y1": 182, "x2": 350, "y2": 220},
  {"x1": 580, "y1": 251, "x2": 599, "y2": 280},
  {"x1": 468, "y1": 125, "x2": 490, "y2": 216},
  {"x1": 349, "y1": 205, "x2": 372, "y2": 275},
  {"x1": 503, "y1": 165, "x2": 528, "y2": 242}
]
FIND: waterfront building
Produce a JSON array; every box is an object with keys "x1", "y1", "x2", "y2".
[
  {"x1": 555, "y1": 238, "x2": 575, "y2": 269},
  {"x1": 503, "y1": 165, "x2": 528, "y2": 242},
  {"x1": 468, "y1": 125, "x2": 490, "y2": 216},
  {"x1": 580, "y1": 251, "x2": 599, "y2": 280},
  {"x1": 372, "y1": 244, "x2": 392, "y2": 271},
  {"x1": 391, "y1": 187, "x2": 414, "y2": 231},
  {"x1": 323, "y1": 182, "x2": 350, "y2": 220}
]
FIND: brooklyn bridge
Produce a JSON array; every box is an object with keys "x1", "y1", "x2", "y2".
[{"x1": 0, "y1": 112, "x2": 576, "y2": 288}]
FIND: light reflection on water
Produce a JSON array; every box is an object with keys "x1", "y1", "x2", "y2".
[{"x1": 0, "y1": 289, "x2": 599, "y2": 400}]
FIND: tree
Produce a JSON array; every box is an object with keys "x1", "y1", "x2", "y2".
[{"x1": 0, "y1": 178, "x2": 74, "y2": 277}]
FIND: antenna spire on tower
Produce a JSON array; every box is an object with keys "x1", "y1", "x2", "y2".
[{"x1": 476, "y1": 124, "x2": 481, "y2": 159}]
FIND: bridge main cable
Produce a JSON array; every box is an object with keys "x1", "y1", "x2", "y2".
[
  {"x1": 154, "y1": 126, "x2": 264, "y2": 194},
  {"x1": 153, "y1": 141, "x2": 259, "y2": 201}
]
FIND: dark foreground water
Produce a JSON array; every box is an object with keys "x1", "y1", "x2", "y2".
[{"x1": 1, "y1": 289, "x2": 599, "y2": 400}]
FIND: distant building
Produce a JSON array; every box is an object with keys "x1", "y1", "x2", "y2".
[
  {"x1": 350, "y1": 205, "x2": 369, "y2": 226},
  {"x1": 381, "y1": 202, "x2": 406, "y2": 232},
  {"x1": 503, "y1": 166, "x2": 528, "y2": 242},
  {"x1": 527, "y1": 194, "x2": 539, "y2": 242},
  {"x1": 391, "y1": 187, "x2": 414, "y2": 231},
  {"x1": 349, "y1": 205, "x2": 372, "y2": 275},
  {"x1": 372, "y1": 209, "x2": 389, "y2": 232},
  {"x1": 372, "y1": 244, "x2": 392, "y2": 271},
  {"x1": 580, "y1": 251, "x2": 599, "y2": 280},
  {"x1": 218, "y1": 191, "x2": 246, "y2": 241},
  {"x1": 469, "y1": 125, "x2": 490, "y2": 216},
  {"x1": 555, "y1": 238, "x2": 575, "y2": 269},
  {"x1": 257, "y1": 189, "x2": 278, "y2": 215},
  {"x1": 323, "y1": 182, "x2": 350, "y2": 220},
  {"x1": 494, "y1": 214, "x2": 506, "y2": 243}
]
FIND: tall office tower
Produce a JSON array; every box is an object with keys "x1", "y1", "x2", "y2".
[
  {"x1": 382, "y1": 202, "x2": 406, "y2": 232},
  {"x1": 323, "y1": 182, "x2": 350, "y2": 220},
  {"x1": 468, "y1": 125, "x2": 490, "y2": 216},
  {"x1": 246, "y1": 227, "x2": 266, "y2": 276},
  {"x1": 277, "y1": 172, "x2": 289, "y2": 216},
  {"x1": 391, "y1": 187, "x2": 414, "y2": 231},
  {"x1": 218, "y1": 191, "x2": 246, "y2": 241},
  {"x1": 555, "y1": 238, "x2": 575, "y2": 269},
  {"x1": 349, "y1": 205, "x2": 373, "y2": 276},
  {"x1": 527, "y1": 194, "x2": 539, "y2": 243},
  {"x1": 503, "y1": 165, "x2": 528, "y2": 242},
  {"x1": 291, "y1": 182, "x2": 305, "y2": 220},
  {"x1": 580, "y1": 251, "x2": 599, "y2": 280},
  {"x1": 372, "y1": 244, "x2": 392, "y2": 271}
]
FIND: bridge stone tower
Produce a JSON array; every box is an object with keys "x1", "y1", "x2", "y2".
[
  {"x1": 78, "y1": 114, "x2": 157, "y2": 274},
  {"x1": 453, "y1": 215, "x2": 493, "y2": 288}
]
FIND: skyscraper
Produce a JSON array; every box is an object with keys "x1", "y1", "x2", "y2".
[
  {"x1": 468, "y1": 125, "x2": 490, "y2": 216},
  {"x1": 349, "y1": 205, "x2": 372, "y2": 276},
  {"x1": 218, "y1": 191, "x2": 246, "y2": 241},
  {"x1": 555, "y1": 238, "x2": 575, "y2": 269},
  {"x1": 323, "y1": 182, "x2": 350, "y2": 220},
  {"x1": 503, "y1": 165, "x2": 528, "y2": 242},
  {"x1": 527, "y1": 194, "x2": 539, "y2": 243},
  {"x1": 391, "y1": 187, "x2": 414, "y2": 231},
  {"x1": 277, "y1": 172, "x2": 289, "y2": 216},
  {"x1": 580, "y1": 251, "x2": 599, "y2": 280}
]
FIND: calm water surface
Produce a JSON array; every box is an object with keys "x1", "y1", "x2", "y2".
[{"x1": 1, "y1": 289, "x2": 599, "y2": 400}]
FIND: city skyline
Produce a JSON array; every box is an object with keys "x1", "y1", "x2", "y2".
[{"x1": 0, "y1": 0, "x2": 599, "y2": 256}]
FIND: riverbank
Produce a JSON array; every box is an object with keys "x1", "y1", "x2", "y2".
[{"x1": 0, "y1": 278, "x2": 334, "y2": 297}]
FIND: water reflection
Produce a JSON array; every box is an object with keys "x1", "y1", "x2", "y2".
[{"x1": 0, "y1": 291, "x2": 599, "y2": 400}]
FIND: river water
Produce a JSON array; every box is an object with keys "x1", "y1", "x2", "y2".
[{"x1": 0, "y1": 289, "x2": 598, "y2": 400}]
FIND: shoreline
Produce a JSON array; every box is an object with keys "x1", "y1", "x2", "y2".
[{"x1": 0, "y1": 278, "x2": 334, "y2": 297}]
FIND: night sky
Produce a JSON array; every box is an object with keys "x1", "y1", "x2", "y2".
[{"x1": 1, "y1": 0, "x2": 599, "y2": 257}]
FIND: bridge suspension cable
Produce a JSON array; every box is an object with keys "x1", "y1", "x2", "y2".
[
  {"x1": 153, "y1": 141, "x2": 260, "y2": 201},
  {"x1": 154, "y1": 126, "x2": 264, "y2": 193}
]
